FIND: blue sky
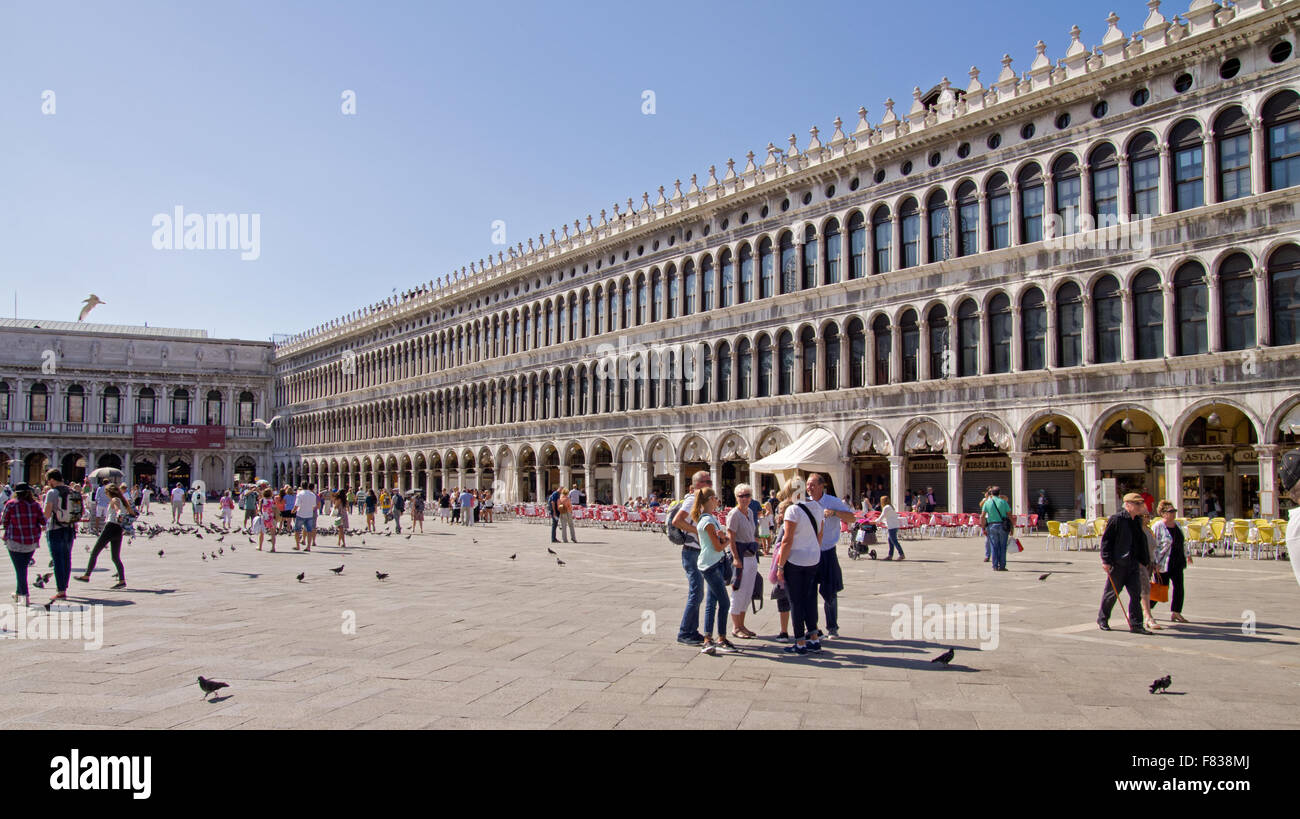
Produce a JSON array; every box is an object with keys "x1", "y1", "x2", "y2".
[{"x1": 2, "y1": 0, "x2": 1135, "y2": 340}]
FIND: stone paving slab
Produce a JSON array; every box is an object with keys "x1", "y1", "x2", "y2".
[{"x1": 1, "y1": 514, "x2": 1298, "y2": 729}]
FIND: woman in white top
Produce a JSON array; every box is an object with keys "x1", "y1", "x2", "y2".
[
  {"x1": 879, "y1": 495, "x2": 904, "y2": 560},
  {"x1": 774, "y1": 476, "x2": 824, "y2": 655},
  {"x1": 76, "y1": 483, "x2": 135, "y2": 589}
]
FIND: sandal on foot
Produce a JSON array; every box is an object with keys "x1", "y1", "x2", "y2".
[{"x1": 73, "y1": 575, "x2": 90, "y2": 583}]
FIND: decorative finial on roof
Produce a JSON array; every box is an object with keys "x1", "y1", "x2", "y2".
[
  {"x1": 515, "y1": 243, "x2": 523, "y2": 257},
  {"x1": 673, "y1": 179, "x2": 683, "y2": 199},
  {"x1": 599, "y1": 208, "x2": 607, "y2": 225},
  {"x1": 765, "y1": 142, "x2": 781, "y2": 166},
  {"x1": 498, "y1": 250, "x2": 505, "y2": 263},
  {"x1": 854, "y1": 106, "x2": 871, "y2": 136},
  {"x1": 787, "y1": 133, "x2": 800, "y2": 157},
  {"x1": 908, "y1": 86, "x2": 925, "y2": 117},
  {"x1": 562, "y1": 224, "x2": 569, "y2": 239},
  {"x1": 1143, "y1": 0, "x2": 1165, "y2": 27},
  {"x1": 880, "y1": 98, "x2": 897, "y2": 123},
  {"x1": 527, "y1": 237, "x2": 534, "y2": 252},
  {"x1": 641, "y1": 192, "x2": 651, "y2": 212},
  {"x1": 967, "y1": 66, "x2": 983, "y2": 93},
  {"x1": 1066, "y1": 24, "x2": 1086, "y2": 57},
  {"x1": 611, "y1": 203, "x2": 620, "y2": 219},
  {"x1": 586, "y1": 214, "x2": 594, "y2": 230},
  {"x1": 1030, "y1": 39, "x2": 1051, "y2": 73},
  {"x1": 706, "y1": 164, "x2": 719, "y2": 187},
  {"x1": 744, "y1": 150, "x2": 756, "y2": 173},
  {"x1": 656, "y1": 185, "x2": 666, "y2": 206},
  {"x1": 807, "y1": 125, "x2": 822, "y2": 151},
  {"x1": 626, "y1": 196, "x2": 635, "y2": 214},
  {"x1": 723, "y1": 158, "x2": 736, "y2": 180},
  {"x1": 688, "y1": 173, "x2": 699, "y2": 194},
  {"x1": 830, "y1": 116, "x2": 846, "y2": 144}
]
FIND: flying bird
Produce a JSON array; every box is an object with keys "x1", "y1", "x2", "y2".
[
  {"x1": 931, "y1": 648, "x2": 955, "y2": 665},
  {"x1": 1038, "y1": 572, "x2": 1053, "y2": 581},
  {"x1": 251, "y1": 416, "x2": 284, "y2": 429},
  {"x1": 375, "y1": 571, "x2": 389, "y2": 581},
  {"x1": 78, "y1": 294, "x2": 105, "y2": 321},
  {"x1": 296, "y1": 572, "x2": 305, "y2": 582},
  {"x1": 330, "y1": 565, "x2": 345, "y2": 575},
  {"x1": 197, "y1": 676, "x2": 229, "y2": 700},
  {"x1": 1149, "y1": 675, "x2": 1172, "y2": 694}
]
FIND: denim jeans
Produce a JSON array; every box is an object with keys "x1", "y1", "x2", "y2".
[
  {"x1": 988, "y1": 522, "x2": 1009, "y2": 569},
  {"x1": 47, "y1": 526, "x2": 75, "y2": 593},
  {"x1": 550, "y1": 513, "x2": 559, "y2": 541},
  {"x1": 700, "y1": 560, "x2": 730, "y2": 637},
  {"x1": 887, "y1": 527, "x2": 904, "y2": 558},
  {"x1": 677, "y1": 546, "x2": 703, "y2": 639},
  {"x1": 8, "y1": 548, "x2": 33, "y2": 597}
]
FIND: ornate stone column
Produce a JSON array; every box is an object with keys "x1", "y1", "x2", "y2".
[
  {"x1": 1120, "y1": 289, "x2": 1135, "y2": 361},
  {"x1": 1081, "y1": 294, "x2": 1095, "y2": 365},
  {"x1": 918, "y1": 320, "x2": 931, "y2": 380},
  {"x1": 813, "y1": 338, "x2": 825, "y2": 392},
  {"x1": 1206, "y1": 270, "x2": 1222, "y2": 353},
  {"x1": 1009, "y1": 451, "x2": 1028, "y2": 515},
  {"x1": 976, "y1": 309, "x2": 989, "y2": 375},
  {"x1": 1163, "y1": 446, "x2": 1184, "y2": 517},
  {"x1": 1162, "y1": 282, "x2": 1177, "y2": 358},
  {"x1": 888, "y1": 455, "x2": 905, "y2": 511},
  {"x1": 1256, "y1": 444, "x2": 1279, "y2": 518},
  {"x1": 1082, "y1": 449, "x2": 1100, "y2": 521},
  {"x1": 1010, "y1": 305, "x2": 1023, "y2": 372},
  {"x1": 1254, "y1": 266, "x2": 1270, "y2": 347},
  {"x1": 945, "y1": 453, "x2": 963, "y2": 514}
]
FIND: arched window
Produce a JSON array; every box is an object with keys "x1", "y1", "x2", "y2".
[
  {"x1": 1018, "y1": 163, "x2": 1045, "y2": 243},
  {"x1": 777, "y1": 331, "x2": 794, "y2": 395},
  {"x1": 737, "y1": 338, "x2": 752, "y2": 400},
  {"x1": 102, "y1": 385, "x2": 121, "y2": 424},
  {"x1": 238, "y1": 391, "x2": 255, "y2": 426},
  {"x1": 666, "y1": 265, "x2": 678, "y2": 319},
  {"x1": 0, "y1": 381, "x2": 8, "y2": 422},
  {"x1": 683, "y1": 260, "x2": 696, "y2": 317},
  {"x1": 621, "y1": 280, "x2": 633, "y2": 328},
  {"x1": 556, "y1": 301, "x2": 566, "y2": 343},
  {"x1": 1056, "y1": 282, "x2": 1083, "y2": 367},
  {"x1": 802, "y1": 225, "x2": 818, "y2": 289},
  {"x1": 1053, "y1": 154, "x2": 1081, "y2": 235},
  {"x1": 650, "y1": 272, "x2": 662, "y2": 322},
  {"x1": 569, "y1": 294, "x2": 578, "y2": 340},
  {"x1": 545, "y1": 303, "x2": 554, "y2": 346},
  {"x1": 799, "y1": 327, "x2": 816, "y2": 392},
  {"x1": 1133, "y1": 269, "x2": 1164, "y2": 359},
  {"x1": 987, "y1": 173, "x2": 1011, "y2": 250},
  {"x1": 566, "y1": 367, "x2": 575, "y2": 417},
  {"x1": 1215, "y1": 107, "x2": 1251, "y2": 201},
  {"x1": 205, "y1": 389, "x2": 223, "y2": 425},
  {"x1": 1268, "y1": 244, "x2": 1300, "y2": 346},
  {"x1": 28, "y1": 383, "x2": 48, "y2": 422},
  {"x1": 581, "y1": 292, "x2": 591, "y2": 337},
  {"x1": 136, "y1": 387, "x2": 155, "y2": 424},
  {"x1": 823, "y1": 323, "x2": 840, "y2": 390},
  {"x1": 1170, "y1": 119, "x2": 1205, "y2": 212},
  {"x1": 1090, "y1": 143, "x2": 1120, "y2": 226},
  {"x1": 848, "y1": 212, "x2": 867, "y2": 279},
  {"x1": 592, "y1": 289, "x2": 603, "y2": 336},
  {"x1": 1128, "y1": 132, "x2": 1160, "y2": 219},
  {"x1": 1093, "y1": 275, "x2": 1122, "y2": 364},
  {"x1": 715, "y1": 341, "x2": 731, "y2": 401},
  {"x1": 698, "y1": 345, "x2": 712, "y2": 404},
  {"x1": 578, "y1": 367, "x2": 589, "y2": 415},
  {"x1": 847, "y1": 317, "x2": 866, "y2": 387},
  {"x1": 759, "y1": 238, "x2": 775, "y2": 297},
  {"x1": 1264, "y1": 91, "x2": 1300, "y2": 192},
  {"x1": 956, "y1": 181, "x2": 979, "y2": 256},
  {"x1": 927, "y1": 191, "x2": 950, "y2": 261},
  {"x1": 824, "y1": 219, "x2": 841, "y2": 284},
  {"x1": 1219, "y1": 252, "x2": 1255, "y2": 351},
  {"x1": 927, "y1": 305, "x2": 949, "y2": 378},
  {"x1": 757, "y1": 334, "x2": 774, "y2": 398},
  {"x1": 738, "y1": 245, "x2": 753, "y2": 303},
  {"x1": 701, "y1": 256, "x2": 715, "y2": 310},
  {"x1": 958, "y1": 300, "x2": 979, "y2": 376},
  {"x1": 1021, "y1": 288, "x2": 1046, "y2": 370},
  {"x1": 606, "y1": 286, "x2": 616, "y2": 333},
  {"x1": 66, "y1": 384, "x2": 85, "y2": 424},
  {"x1": 720, "y1": 251, "x2": 734, "y2": 308},
  {"x1": 1175, "y1": 262, "x2": 1209, "y2": 355},
  {"x1": 900, "y1": 309, "x2": 920, "y2": 381},
  {"x1": 635, "y1": 274, "x2": 647, "y2": 325},
  {"x1": 171, "y1": 388, "x2": 190, "y2": 425},
  {"x1": 872, "y1": 315, "x2": 891, "y2": 383},
  {"x1": 899, "y1": 198, "x2": 920, "y2": 268},
  {"x1": 780, "y1": 232, "x2": 798, "y2": 293},
  {"x1": 988, "y1": 294, "x2": 1012, "y2": 373},
  {"x1": 872, "y1": 207, "x2": 892, "y2": 274}
]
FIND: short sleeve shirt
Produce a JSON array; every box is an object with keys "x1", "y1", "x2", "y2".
[
  {"x1": 815, "y1": 493, "x2": 853, "y2": 550},
  {"x1": 695, "y1": 514, "x2": 726, "y2": 570},
  {"x1": 678, "y1": 494, "x2": 699, "y2": 546},
  {"x1": 782, "y1": 501, "x2": 825, "y2": 567},
  {"x1": 295, "y1": 491, "x2": 317, "y2": 518}
]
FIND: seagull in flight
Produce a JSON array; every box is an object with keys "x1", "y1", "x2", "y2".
[
  {"x1": 252, "y1": 416, "x2": 284, "y2": 429},
  {"x1": 78, "y1": 294, "x2": 105, "y2": 321}
]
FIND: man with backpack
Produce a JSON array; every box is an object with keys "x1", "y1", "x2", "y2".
[
  {"x1": 391, "y1": 489, "x2": 405, "y2": 534},
  {"x1": 671, "y1": 471, "x2": 712, "y2": 646},
  {"x1": 42, "y1": 469, "x2": 81, "y2": 605}
]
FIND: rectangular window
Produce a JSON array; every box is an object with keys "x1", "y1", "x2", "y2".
[
  {"x1": 989, "y1": 194, "x2": 1011, "y2": 249},
  {"x1": 1131, "y1": 156, "x2": 1159, "y2": 218},
  {"x1": 1058, "y1": 304, "x2": 1082, "y2": 367},
  {"x1": 1054, "y1": 177, "x2": 1080, "y2": 234},
  {"x1": 1174, "y1": 147, "x2": 1204, "y2": 211},
  {"x1": 137, "y1": 398, "x2": 154, "y2": 424},
  {"x1": 1022, "y1": 308, "x2": 1046, "y2": 370},
  {"x1": 959, "y1": 202, "x2": 979, "y2": 254},
  {"x1": 1092, "y1": 166, "x2": 1119, "y2": 226},
  {"x1": 873, "y1": 222, "x2": 891, "y2": 273},
  {"x1": 30, "y1": 393, "x2": 47, "y2": 422},
  {"x1": 901, "y1": 215, "x2": 920, "y2": 268},
  {"x1": 67, "y1": 395, "x2": 84, "y2": 423},
  {"x1": 849, "y1": 228, "x2": 866, "y2": 279},
  {"x1": 1021, "y1": 185, "x2": 1043, "y2": 243},
  {"x1": 1218, "y1": 133, "x2": 1251, "y2": 201},
  {"x1": 929, "y1": 208, "x2": 950, "y2": 261},
  {"x1": 1268, "y1": 122, "x2": 1300, "y2": 191}
]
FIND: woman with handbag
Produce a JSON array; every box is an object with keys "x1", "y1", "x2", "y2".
[
  {"x1": 75, "y1": 483, "x2": 136, "y2": 589},
  {"x1": 1138, "y1": 510, "x2": 1162, "y2": 631},
  {"x1": 726, "y1": 484, "x2": 760, "y2": 640},
  {"x1": 775, "y1": 475, "x2": 824, "y2": 655},
  {"x1": 692, "y1": 488, "x2": 738, "y2": 655},
  {"x1": 1151, "y1": 500, "x2": 1191, "y2": 624}
]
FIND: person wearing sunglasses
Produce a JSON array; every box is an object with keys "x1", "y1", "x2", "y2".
[
  {"x1": 673, "y1": 471, "x2": 713, "y2": 646},
  {"x1": 726, "y1": 484, "x2": 760, "y2": 639}
]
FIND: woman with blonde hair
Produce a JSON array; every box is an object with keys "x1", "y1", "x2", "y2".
[
  {"x1": 76, "y1": 483, "x2": 136, "y2": 589},
  {"x1": 692, "y1": 487, "x2": 738, "y2": 655},
  {"x1": 774, "y1": 475, "x2": 824, "y2": 655}
]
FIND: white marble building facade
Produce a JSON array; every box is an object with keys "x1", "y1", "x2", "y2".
[
  {"x1": 270, "y1": 0, "x2": 1300, "y2": 521},
  {"x1": 0, "y1": 319, "x2": 275, "y2": 491}
]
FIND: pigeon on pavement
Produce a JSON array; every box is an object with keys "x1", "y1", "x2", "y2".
[
  {"x1": 197, "y1": 676, "x2": 229, "y2": 700},
  {"x1": 931, "y1": 648, "x2": 955, "y2": 665}
]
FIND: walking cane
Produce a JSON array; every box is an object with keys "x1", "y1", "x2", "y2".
[{"x1": 1103, "y1": 564, "x2": 1134, "y2": 629}]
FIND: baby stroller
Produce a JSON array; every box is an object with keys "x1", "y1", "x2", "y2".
[{"x1": 847, "y1": 518, "x2": 878, "y2": 560}]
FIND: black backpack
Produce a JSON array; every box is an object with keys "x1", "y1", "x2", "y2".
[{"x1": 664, "y1": 499, "x2": 686, "y2": 545}]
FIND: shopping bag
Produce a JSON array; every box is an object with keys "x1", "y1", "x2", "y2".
[
  {"x1": 1014, "y1": 537, "x2": 1024, "y2": 552},
  {"x1": 1150, "y1": 574, "x2": 1169, "y2": 603}
]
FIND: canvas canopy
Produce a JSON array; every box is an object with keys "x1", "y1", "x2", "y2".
[{"x1": 750, "y1": 428, "x2": 846, "y2": 496}]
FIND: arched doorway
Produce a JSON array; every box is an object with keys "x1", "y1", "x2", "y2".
[
  {"x1": 678, "y1": 436, "x2": 710, "y2": 497},
  {"x1": 233, "y1": 456, "x2": 256, "y2": 486},
  {"x1": 166, "y1": 456, "x2": 191, "y2": 489},
  {"x1": 133, "y1": 456, "x2": 157, "y2": 488},
  {"x1": 61, "y1": 453, "x2": 87, "y2": 484},
  {"x1": 847, "y1": 424, "x2": 889, "y2": 507},
  {"x1": 96, "y1": 453, "x2": 123, "y2": 470},
  {"x1": 24, "y1": 453, "x2": 48, "y2": 485},
  {"x1": 199, "y1": 454, "x2": 224, "y2": 493},
  {"x1": 516, "y1": 448, "x2": 536, "y2": 502},
  {"x1": 1177, "y1": 402, "x2": 1258, "y2": 518},
  {"x1": 1022, "y1": 414, "x2": 1084, "y2": 522},
  {"x1": 717, "y1": 434, "x2": 749, "y2": 506},
  {"x1": 589, "y1": 442, "x2": 612, "y2": 504},
  {"x1": 959, "y1": 418, "x2": 1013, "y2": 514},
  {"x1": 752, "y1": 429, "x2": 791, "y2": 499},
  {"x1": 1094, "y1": 408, "x2": 1165, "y2": 517},
  {"x1": 901, "y1": 420, "x2": 948, "y2": 512}
]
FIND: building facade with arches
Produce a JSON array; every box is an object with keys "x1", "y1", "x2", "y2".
[
  {"x1": 270, "y1": 1, "x2": 1300, "y2": 521},
  {"x1": 0, "y1": 319, "x2": 274, "y2": 492}
]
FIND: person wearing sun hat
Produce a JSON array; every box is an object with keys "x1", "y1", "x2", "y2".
[
  {"x1": 1280, "y1": 450, "x2": 1300, "y2": 588},
  {"x1": 1098, "y1": 491, "x2": 1154, "y2": 634}
]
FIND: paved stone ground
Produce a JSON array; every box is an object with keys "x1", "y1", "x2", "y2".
[{"x1": 2, "y1": 512, "x2": 1297, "y2": 729}]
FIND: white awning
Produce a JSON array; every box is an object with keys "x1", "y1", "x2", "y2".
[{"x1": 750, "y1": 428, "x2": 841, "y2": 475}]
